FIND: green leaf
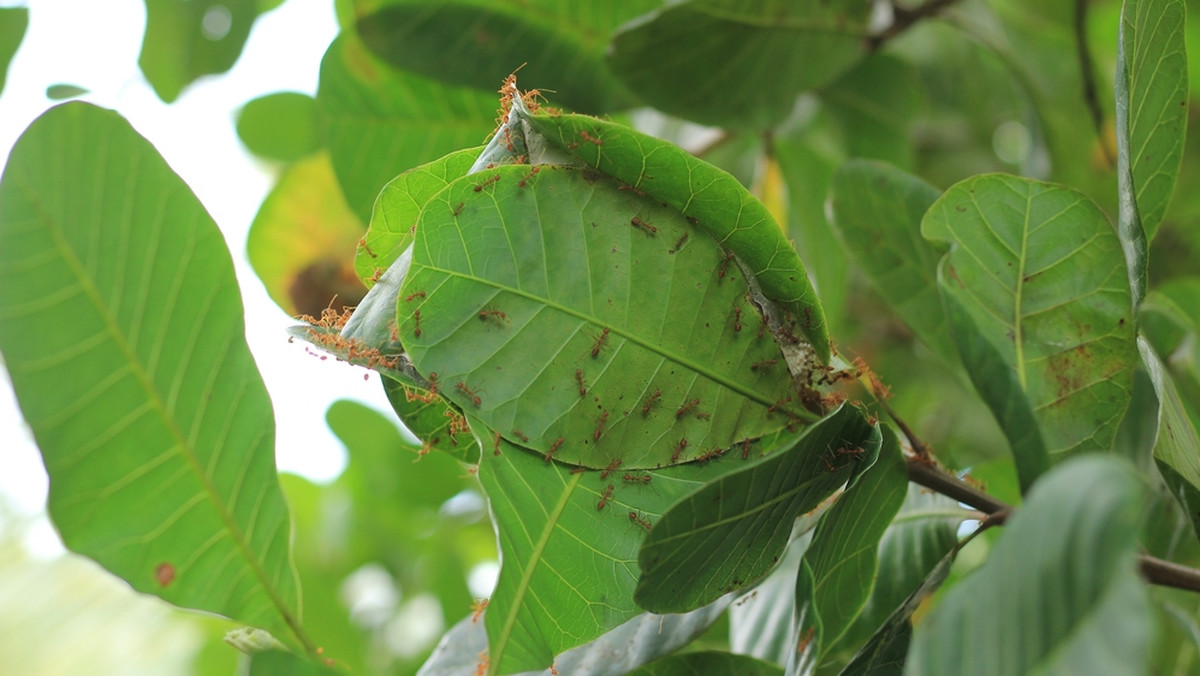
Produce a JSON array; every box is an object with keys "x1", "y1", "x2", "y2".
[
  {"x1": 606, "y1": 0, "x2": 869, "y2": 129},
  {"x1": 828, "y1": 160, "x2": 952, "y2": 362},
  {"x1": 820, "y1": 54, "x2": 923, "y2": 169},
  {"x1": 478, "y1": 428, "x2": 743, "y2": 674},
  {"x1": 247, "y1": 650, "x2": 340, "y2": 675},
  {"x1": 354, "y1": 146, "x2": 482, "y2": 288},
  {"x1": 922, "y1": 175, "x2": 1136, "y2": 489},
  {"x1": 728, "y1": 535, "x2": 812, "y2": 666},
  {"x1": 139, "y1": 0, "x2": 259, "y2": 102},
  {"x1": 356, "y1": 0, "x2": 652, "y2": 114},
  {"x1": 45, "y1": 84, "x2": 89, "y2": 100},
  {"x1": 628, "y1": 651, "x2": 784, "y2": 676},
  {"x1": 1116, "y1": 0, "x2": 1188, "y2": 304},
  {"x1": 1139, "y1": 338, "x2": 1200, "y2": 541},
  {"x1": 246, "y1": 152, "x2": 366, "y2": 316},
  {"x1": 236, "y1": 92, "x2": 320, "y2": 163},
  {"x1": 793, "y1": 427, "x2": 907, "y2": 669},
  {"x1": 1140, "y1": 278, "x2": 1200, "y2": 411},
  {"x1": 316, "y1": 33, "x2": 497, "y2": 220},
  {"x1": 636, "y1": 405, "x2": 880, "y2": 614},
  {"x1": 0, "y1": 7, "x2": 27, "y2": 97},
  {"x1": 0, "y1": 103, "x2": 309, "y2": 649},
  {"x1": 907, "y1": 455, "x2": 1153, "y2": 676},
  {"x1": 400, "y1": 165, "x2": 807, "y2": 469},
  {"x1": 522, "y1": 105, "x2": 830, "y2": 362},
  {"x1": 380, "y1": 377, "x2": 476, "y2": 462}
]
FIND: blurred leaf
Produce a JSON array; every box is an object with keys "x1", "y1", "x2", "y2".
[
  {"x1": 523, "y1": 102, "x2": 831, "y2": 362},
  {"x1": 317, "y1": 33, "x2": 496, "y2": 220},
  {"x1": 46, "y1": 83, "x2": 88, "y2": 100},
  {"x1": 237, "y1": 92, "x2": 320, "y2": 163},
  {"x1": 247, "y1": 649, "x2": 341, "y2": 674},
  {"x1": 354, "y1": 145, "x2": 481, "y2": 287},
  {"x1": 907, "y1": 455, "x2": 1152, "y2": 675},
  {"x1": 1139, "y1": 339, "x2": 1200, "y2": 542},
  {"x1": 0, "y1": 7, "x2": 26, "y2": 97},
  {"x1": 636, "y1": 405, "x2": 880, "y2": 614},
  {"x1": 0, "y1": 103, "x2": 308, "y2": 648},
  {"x1": 821, "y1": 54, "x2": 923, "y2": 168},
  {"x1": 400, "y1": 165, "x2": 804, "y2": 469},
  {"x1": 418, "y1": 600, "x2": 731, "y2": 676},
  {"x1": 728, "y1": 535, "x2": 812, "y2": 667},
  {"x1": 139, "y1": 0, "x2": 259, "y2": 102},
  {"x1": 247, "y1": 152, "x2": 366, "y2": 316},
  {"x1": 828, "y1": 160, "x2": 952, "y2": 361},
  {"x1": 792, "y1": 427, "x2": 907, "y2": 670},
  {"x1": 356, "y1": 0, "x2": 653, "y2": 113},
  {"x1": 1115, "y1": 0, "x2": 1188, "y2": 305},
  {"x1": 478, "y1": 429, "x2": 746, "y2": 674},
  {"x1": 607, "y1": 0, "x2": 869, "y2": 129},
  {"x1": 923, "y1": 174, "x2": 1136, "y2": 489},
  {"x1": 1140, "y1": 278, "x2": 1200, "y2": 410},
  {"x1": 628, "y1": 650, "x2": 783, "y2": 676}
]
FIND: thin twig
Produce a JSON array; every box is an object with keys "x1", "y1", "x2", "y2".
[
  {"x1": 1075, "y1": 0, "x2": 1114, "y2": 166},
  {"x1": 869, "y1": 0, "x2": 962, "y2": 51},
  {"x1": 879, "y1": 398, "x2": 932, "y2": 458}
]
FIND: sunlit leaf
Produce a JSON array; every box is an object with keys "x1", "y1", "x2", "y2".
[
  {"x1": 0, "y1": 103, "x2": 308, "y2": 649},
  {"x1": 316, "y1": 33, "x2": 497, "y2": 220},
  {"x1": 907, "y1": 455, "x2": 1152, "y2": 675},
  {"x1": 1115, "y1": 0, "x2": 1188, "y2": 304},
  {"x1": 246, "y1": 153, "x2": 366, "y2": 316},
  {"x1": 139, "y1": 0, "x2": 259, "y2": 102},
  {"x1": 922, "y1": 174, "x2": 1136, "y2": 489},
  {"x1": 0, "y1": 7, "x2": 26, "y2": 97},
  {"x1": 247, "y1": 649, "x2": 340, "y2": 675},
  {"x1": 606, "y1": 0, "x2": 869, "y2": 129},
  {"x1": 45, "y1": 84, "x2": 89, "y2": 100},
  {"x1": 236, "y1": 92, "x2": 320, "y2": 163},
  {"x1": 636, "y1": 405, "x2": 880, "y2": 614}
]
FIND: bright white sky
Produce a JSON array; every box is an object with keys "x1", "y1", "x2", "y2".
[{"x1": 0, "y1": 0, "x2": 396, "y2": 554}]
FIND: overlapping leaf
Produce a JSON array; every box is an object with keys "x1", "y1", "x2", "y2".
[
  {"x1": 629, "y1": 651, "x2": 783, "y2": 676},
  {"x1": 0, "y1": 7, "x2": 27, "y2": 97},
  {"x1": 236, "y1": 92, "x2": 320, "y2": 163},
  {"x1": 1116, "y1": 0, "x2": 1188, "y2": 305},
  {"x1": 922, "y1": 175, "x2": 1136, "y2": 489},
  {"x1": 829, "y1": 160, "x2": 951, "y2": 361},
  {"x1": 356, "y1": 0, "x2": 653, "y2": 114},
  {"x1": 820, "y1": 54, "x2": 923, "y2": 169},
  {"x1": 907, "y1": 456, "x2": 1152, "y2": 675},
  {"x1": 1138, "y1": 339, "x2": 1200, "y2": 541},
  {"x1": 1140, "y1": 278, "x2": 1200, "y2": 409},
  {"x1": 478, "y1": 429, "x2": 749, "y2": 674},
  {"x1": 316, "y1": 33, "x2": 497, "y2": 220},
  {"x1": 399, "y1": 164, "x2": 805, "y2": 469},
  {"x1": 139, "y1": 0, "x2": 259, "y2": 102},
  {"x1": 606, "y1": 0, "x2": 869, "y2": 129},
  {"x1": 521, "y1": 105, "x2": 830, "y2": 362},
  {"x1": 0, "y1": 103, "x2": 307, "y2": 649},
  {"x1": 636, "y1": 405, "x2": 880, "y2": 614}
]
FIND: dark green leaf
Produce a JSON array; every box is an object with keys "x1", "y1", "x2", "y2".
[
  {"x1": 45, "y1": 84, "x2": 88, "y2": 100},
  {"x1": 1139, "y1": 338, "x2": 1200, "y2": 542},
  {"x1": 0, "y1": 7, "x2": 26, "y2": 97},
  {"x1": 1115, "y1": 0, "x2": 1188, "y2": 305},
  {"x1": 923, "y1": 175, "x2": 1136, "y2": 489},
  {"x1": 793, "y1": 427, "x2": 907, "y2": 668},
  {"x1": 728, "y1": 535, "x2": 813, "y2": 666},
  {"x1": 356, "y1": 0, "x2": 652, "y2": 113},
  {"x1": 636, "y1": 405, "x2": 880, "y2": 614},
  {"x1": 522, "y1": 104, "x2": 830, "y2": 362},
  {"x1": 0, "y1": 103, "x2": 308, "y2": 649},
  {"x1": 828, "y1": 160, "x2": 952, "y2": 361},
  {"x1": 400, "y1": 165, "x2": 805, "y2": 469},
  {"x1": 247, "y1": 649, "x2": 340, "y2": 675},
  {"x1": 820, "y1": 54, "x2": 923, "y2": 168},
  {"x1": 1140, "y1": 278, "x2": 1200, "y2": 411},
  {"x1": 907, "y1": 455, "x2": 1152, "y2": 675},
  {"x1": 236, "y1": 92, "x2": 320, "y2": 163},
  {"x1": 607, "y1": 0, "x2": 869, "y2": 129},
  {"x1": 139, "y1": 0, "x2": 259, "y2": 102},
  {"x1": 316, "y1": 33, "x2": 496, "y2": 220},
  {"x1": 628, "y1": 650, "x2": 783, "y2": 676}
]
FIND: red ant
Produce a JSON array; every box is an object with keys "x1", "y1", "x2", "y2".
[
  {"x1": 512, "y1": 429, "x2": 529, "y2": 443},
  {"x1": 630, "y1": 216, "x2": 656, "y2": 236},
  {"x1": 478, "y1": 309, "x2": 508, "y2": 324},
  {"x1": 412, "y1": 310, "x2": 422, "y2": 337},
  {"x1": 474, "y1": 174, "x2": 501, "y2": 192},
  {"x1": 405, "y1": 290, "x2": 426, "y2": 302},
  {"x1": 623, "y1": 472, "x2": 651, "y2": 485},
  {"x1": 471, "y1": 599, "x2": 488, "y2": 623},
  {"x1": 641, "y1": 389, "x2": 662, "y2": 416},
  {"x1": 600, "y1": 459, "x2": 621, "y2": 479},
  {"x1": 697, "y1": 446, "x2": 727, "y2": 463},
  {"x1": 517, "y1": 165, "x2": 540, "y2": 187},
  {"x1": 718, "y1": 251, "x2": 735, "y2": 279},
  {"x1": 740, "y1": 439, "x2": 754, "y2": 460},
  {"x1": 670, "y1": 438, "x2": 688, "y2": 463},
  {"x1": 456, "y1": 382, "x2": 482, "y2": 407},
  {"x1": 579, "y1": 130, "x2": 602, "y2": 146},
  {"x1": 575, "y1": 369, "x2": 587, "y2": 397},
  {"x1": 597, "y1": 484, "x2": 615, "y2": 511},
  {"x1": 593, "y1": 410, "x2": 609, "y2": 440},
  {"x1": 669, "y1": 232, "x2": 689, "y2": 254},
  {"x1": 453, "y1": 202, "x2": 465, "y2": 216},
  {"x1": 675, "y1": 398, "x2": 700, "y2": 418},
  {"x1": 733, "y1": 307, "x2": 743, "y2": 332},
  {"x1": 492, "y1": 431, "x2": 502, "y2": 456},
  {"x1": 591, "y1": 327, "x2": 610, "y2": 358},
  {"x1": 544, "y1": 437, "x2": 563, "y2": 462},
  {"x1": 628, "y1": 511, "x2": 652, "y2": 531},
  {"x1": 359, "y1": 237, "x2": 377, "y2": 259}
]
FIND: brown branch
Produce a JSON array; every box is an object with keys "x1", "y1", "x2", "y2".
[
  {"x1": 869, "y1": 0, "x2": 962, "y2": 51},
  {"x1": 906, "y1": 456, "x2": 1200, "y2": 594},
  {"x1": 880, "y1": 398, "x2": 932, "y2": 459},
  {"x1": 1075, "y1": 0, "x2": 1114, "y2": 166}
]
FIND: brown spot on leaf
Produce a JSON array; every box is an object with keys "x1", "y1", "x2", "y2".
[{"x1": 155, "y1": 562, "x2": 176, "y2": 587}]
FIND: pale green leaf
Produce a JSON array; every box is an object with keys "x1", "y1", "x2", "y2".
[
  {"x1": 236, "y1": 92, "x2": 320, "y2": 163},
  {"x1": 139, "y1": 0, "x2": 259, "y2": 102}
]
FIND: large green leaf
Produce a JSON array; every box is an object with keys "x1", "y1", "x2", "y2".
[
  {"x1": 139, "y1": 0, "x2": 259, "y2": 102},
  {"x1": 1140, "y1": 278, "x2": 1200, "y2": 411},
  {"x1": 793, "y1": 427, "x2": 907, "y2": 670},
  {"x1": 316, "y1": 33, "x2": 497, "y2": 220},
  {"x1": 820, "y1": 54, "x2": 923, "y2": 169},
  {"x1": 636, "y1": 405, "x2": 880, "y2": 614},
  {"x1": 922, "y1": 174, "x2": 1136, "y2": 489},
  {"x1": 236, "y1": 92, "x2": 321, "y2": 164},
  {"x1": 728, "y1": 535, "x2": 813, "y2": 667},
  {"x1": 399, "y1": 165, "x2": 807, "y2": 469},
  {"x1": 1115, "y1": 0, "x2": 1188, "y2": 305},
  {"x1": 0, "y1": 104, "x2": 309, "y2": 649},
  {"x1": 478, "y1": 428, "x2": 747, "y2": 674},
  {"x1": 906, "y1": 455, "x2": 1152, "y2": 675},
  {"x1": 522, "y1": 104, "x2": 830, "y2": 362},
  {"x1": 628, "y1": 651, "x2": 783, "y2": 676},
  {"x1": 828, "y1": 160, "x2": 952, "y2": 361},
  {"x1": 356, "y1": 0, "x2": 652, "y2": 114},
  {"x1": 1139, "y1": 339, "x2": 1200, "y2": 542},
  {"x1": 0, "y1": 7, "x2": 27, "y2": 97},
  {"x1": 606, "y1": 0, "x2": 869, "y2": 129}
]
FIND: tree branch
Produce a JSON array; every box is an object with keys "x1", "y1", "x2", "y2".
[
  {"x1": 1075, "y1": 0, "x2": 1114, "y2": 166},
  {"x1": 870, "y1": 0, "x2": 962, "y2": 51},
  {"x1": 906, "y1": 455, "x2": 1200, "y2": 594}
]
